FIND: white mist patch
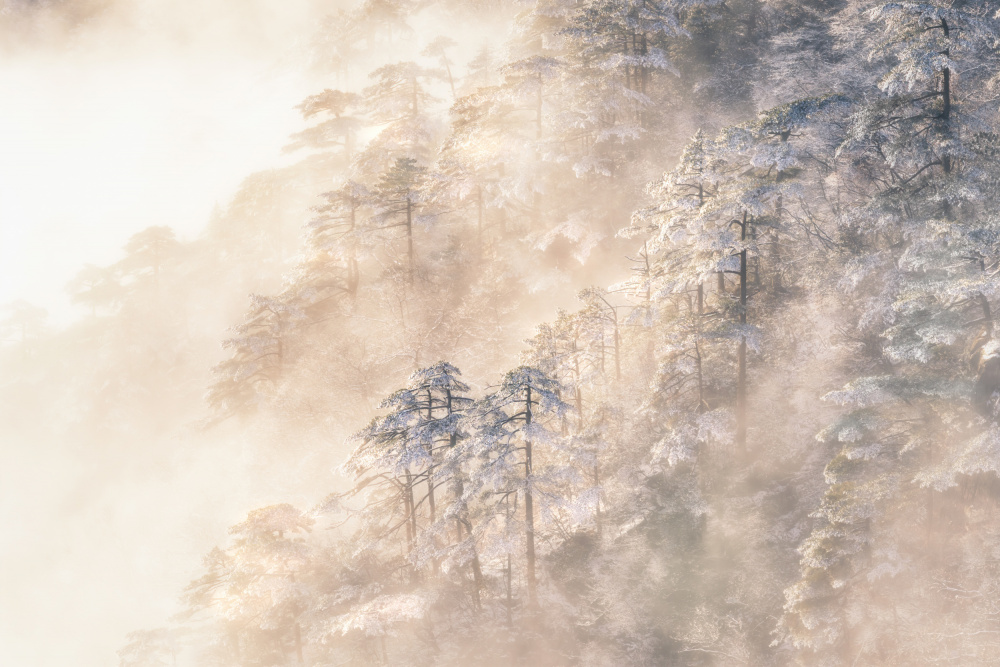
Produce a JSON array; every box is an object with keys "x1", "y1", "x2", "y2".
[{"x1": 0, "y1": 3, "x2": 321, "y2": 325}]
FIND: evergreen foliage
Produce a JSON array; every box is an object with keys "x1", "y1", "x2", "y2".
[{"x1": 12, "y1": 0, "x2": 1000, "y2": 665}]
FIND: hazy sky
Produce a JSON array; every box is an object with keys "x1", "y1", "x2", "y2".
[
  {"x1": 0, "y1": 3, "x2": 337, "y2": 665},
  {"x1": 0, "y1": 0, "x2": 328, "y2": 325},
  {"x1": 0, "y1": 3, "x2": 505, "y2": 664}
]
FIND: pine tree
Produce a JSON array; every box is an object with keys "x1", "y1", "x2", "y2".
[
  {"x1": 463, "y1": 366, "x2": 570, "y2": 608},
  {"x1": 297, "y1": 180, "x2": 371, "y2": 301},
  {"x1": 422, "y1": 37, "x2": 458, "y2": 100},
  {"x1": 372, "y1": 157, "x2": 429, "y2": 279},
  {"x1": 286, "y1": 89, "x2": 363, "y2": 162},
  {"x1": 67, "y1": 264, "x2": 122, "y2": 317},
  {"x1": 206, "y1": 294, "x2": 306, "y2": 419},
  {"x1": 633, "y1": 96, "x2": 845, "y2": 453},
  {"x1": 184, "y1": 505, "x2": 314, "y2": 666},
  {"x1": 562, "y1": 0, "x2": 689, "y2": 135},
  {"x1": 118, "y1": 226, "x2": 182, "y2": 289},
  {"x1": 341, "y1": 362, "x2": 475, "y2": 586},
  {"x1": 0, "y1": 300, "x2": 47, "y2": 346},
  {"x1": 780, "y1": 3, "x2": 1000, "y2": 662},
  {"x1": 356, "y1": 62, "x2": 444, "y2": 176}
]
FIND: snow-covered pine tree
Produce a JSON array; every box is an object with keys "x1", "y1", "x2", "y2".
[
  {"x1": 634, "y1": 95, "x2": 845, "y2": 454},
  {"x1": 340, "y1": 363, "x2": 475, "y2": 581},
  {"x1": 461, "y1": 366, "x2": 570, "y2": 610},
  {"x1": 562, "y1": 0, "x2": 691, "y2": 139},
  {"x1": 780, "y1": 3, "x2": 1000, "y2": 662}
]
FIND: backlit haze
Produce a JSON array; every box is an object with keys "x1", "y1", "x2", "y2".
[
  {"x1": 8, "y1": 0, "x2": 1000, "y2": 665},
  {"x1": 1, "y1": 2, "x2": 327, "y2": 664},
  {"x1": 0, "y1": 0, "x2": 319, "y2": 324}
]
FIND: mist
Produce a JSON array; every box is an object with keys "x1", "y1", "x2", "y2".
[
  {"x1": 0, "y1": 0, "x2": 324, "y2": 322},
  {"x1": 5, "y1": 0, "x2": 1000, "y2": 666},
  {"x1": 0, "y1": 1, "x2": 331, "y2": 664}
]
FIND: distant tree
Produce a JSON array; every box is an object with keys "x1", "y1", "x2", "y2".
[
  {"x1": 117, "y1": 627, "x2": 182, "y2": 667},
  {"x1": 355, "y1": 0, "x2": 415, "y2": 46},
  {"x1": 422, "y1": 37, "x2": 458, "y2": 99},
  {"x1": 206, "y1": 294, "x2": 306, "y2": 419},
  {"x1": 118, "y1": 226, "x2": 182, "y2": 288},
  {"x1": 204, "y1": 169, "x2": 302, "y2": 266},
  {"x1": 525, "y1": 307, "x2": 605, "y2": 429},
  {"x1": 578, "y1": 287, "x2": 622, "y2": 382},
  {"x1": 295, "y1": 180, "x2": 371, "y2": 302},
  {"x1": 356, "y1": 62, "x2": 444, "y2": 175},
  {"x1": 67, "y1": 263, "x2": 122, "y2": 317},
  {"x1": 286, "y1": 89, "x2": 363, "y2": 161},
  {"x1": 372, "y1": 157, "x2": 428, "y2": 279},
  {"x1": 184, "y1": 505, "x2": 314, "y2": 667},
  {"x1": 310, "y1": 0, "x2": 415, "y2": 79},
  {"x1": 433, "y1": 83, "x2": 530, "y2": 253},
  {"x1": 0, "y1": 299, "x2": 47, "y2": 346},
  {"x1": 562, "y1": 0, "x2": 689, "y2": 145},
  {"x1": 461, "y1": 45, "x2": 499, "y2": 94}
]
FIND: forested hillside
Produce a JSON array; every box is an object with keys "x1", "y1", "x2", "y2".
[{"x1": 6, "y1": 0, "x2": 1000, "y2": 664}]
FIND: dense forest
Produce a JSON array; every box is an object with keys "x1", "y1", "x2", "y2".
[{"x1": 6, "y1": 0, "x2": 1000, "y2": 664}]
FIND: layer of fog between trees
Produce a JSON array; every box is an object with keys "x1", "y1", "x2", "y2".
[{"x1": 7, "y1": 0, "x2": 1000, "y2": 665}]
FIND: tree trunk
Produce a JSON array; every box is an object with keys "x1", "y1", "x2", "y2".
[
  {"x1": 411, "y1": 75, "x2": 419, "y2": 118},
  {"x1": 524, "y1": 385, "x2": 537, "y2": 606},
  {"x1": 425, "y1": 390, "x2": 438, "y2": 575},
  {"x1": 639, "y1": 33, "x2": 648, "y2": 96},
  {"x1": 573, "y1": 342, "x2": 583, "y2": 422},
  {"x1": 425, "y1": 390, "x2": 436, "y2": 525},
  {"x1": 941, "y1": 19, "x2": 952, "y2": 181},
  {"x1": 505, "y1": 551, "x2": 513, "y2": 627},
  {"x1": 941, "y1": 19, "x2": 951, "y2": 123},
  {"x1": 406, "y1": 198, "x2": 414, "y2": 280},
  {"x1": 594, "y1": 462, "x2": 602, "y2": 538},
  {"x1": 737, "y1": 211, "x2": 748, "y2": 454},
  {"x1": 444, "y1": 59, "x2": 455, "y2": 99},
  {"x1": 696, "y1": 340, "x2": 706, "y2": 414},
  {"x1": 623, "y1": 33, "x2": 631, "y2": 91},
  {"x1": 643, "y1": 241, "x2": 652, "y2": 308},
  {"x1": 613, "y1": 317, "x2": 621, "y2": 381},
  {"x1": 463, "y1": 519, "x2": 484, "y2": 610},
  {"x1": 498, "y1": 162, "x2": 508, "y2": 236},
  {"x1": 348, "y1": 199, "x2": 360, "y2": 297},
  {"x1": 535, "y1": 73, "x2": 543, "y2": 141},
  {"x1": 404, "y1": 469, "x2": 416, "y2": 561},
  {"x1": 476, "y1": 184, "x2": 484, "y2": 257}
]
